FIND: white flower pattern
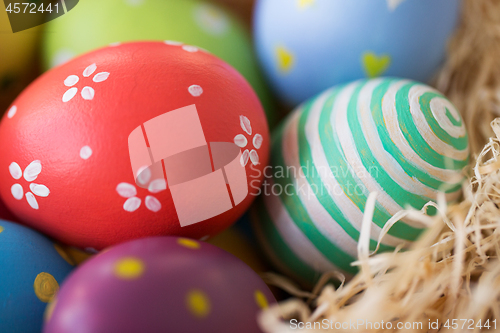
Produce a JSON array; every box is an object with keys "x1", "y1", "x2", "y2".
[
  {"x1": 63, "y1": 63, "x2": 110, "y2": 103},
  {"x1": 234, "y1": 116, "x2": 262, "y2": 167},
  {"x1": 164, "y1": 40, "x2": 209, "y2": 54},
  {"x1": 116, "y1": 170, "x2": 167, "y2": 213},
  {"x1": 9, "y1": 161, "x2": 50, "y2": 210}
]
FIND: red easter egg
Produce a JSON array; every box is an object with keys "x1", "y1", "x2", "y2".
[
  {"x1": 0, "y1": 195, "x2": 18, "y2": 222},
  {"x1": 0, "y1": 42, "x2": 269, "y2": 250}
]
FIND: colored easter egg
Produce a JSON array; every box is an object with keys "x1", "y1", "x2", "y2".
[
  {"x1": 42, "y1": 0, "x2": 276, "y2": 125},
  {"x1": 0, "y1": 42, "x2": 270, "y2": 250},
  {"x1": 0, "y1": 195, "x2": 18, "y2": 221},
  {"x1": 254, "y1": 0, "x2": 461, "y2": 106},
  {"x1": 0, "y1": 220, "x2": 74, "y2": 333},
  {"x1": 252, "y1": 78, "x2": 469, "y2": 286},
  {"x1": 43, "y1": 236, "x2": 276, "y2": 333}
]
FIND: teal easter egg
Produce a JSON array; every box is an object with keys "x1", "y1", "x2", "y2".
[
  {"x1": 41, "y1": 0, "x2": 276, "y2": 125},
  {"x1": 0, "y1": 220, "x2": 74, "y2": 332},
  {"x1": 252, "y1": 78, "x2": 469, "y2": 286}
]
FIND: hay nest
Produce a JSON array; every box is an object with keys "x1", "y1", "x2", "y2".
[{"x1": 259, "y1": 0, "x2": 500, "y2": 331}]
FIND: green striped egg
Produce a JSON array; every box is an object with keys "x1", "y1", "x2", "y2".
[{"x1": 252, "y1": 78, "x2": 469, "y2": 286}]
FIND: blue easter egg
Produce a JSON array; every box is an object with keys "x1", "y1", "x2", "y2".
[
  {"x1": 0, "y1": 220, "x2": 74, "y2": 333},
  {"x1": 254, "y1": 0, "x2": 461, "y2": 106}
]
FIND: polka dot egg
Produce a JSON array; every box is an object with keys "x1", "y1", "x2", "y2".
[
  {"x1": 0, "y1": 42, "x2": 270, "y2": 250},
  {"x1": 0, "y1": 220, "x2": 74, "y2": 332},
  {"x1": 43, "y1": 237, "x2": 276, "y2": 333},
  {"x1": 252, "y1": 78, "x2": 469, "y2": 286},
  {"x1": 254, "y1": 0, "x2": 461, "y2": 106}
]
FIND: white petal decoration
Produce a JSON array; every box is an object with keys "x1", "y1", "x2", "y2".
[
  {"x1": 240, "y1": 115, "x2": 252, "y2": 135},
  {"x1": 11, "y1": 184, "x2": 23, "y2": 200},
  {"x1": 234, "y1": 134, "x2": 248, "y2": 148},
  {"x1": 249, "y1": 150, "x2": 259, "y2": 165},
  {"x1": 145, "y1": 195, "x2": 161, "y2": 212},
  {"x1": 137, "y1": 167, "x2": 152, "y2": 186},
  {"x1": 81, "y1": 86, "x2": 95, "y2": 100},
  {"x1": 116, "y1": 183, "x2": 137, "y2": 198},
  {"x1": 9, "y1": 162, "x2": 22, "y2": 179},
  {"x1": 30, "y1": 183, "x2": 50, "y2": 197},
  {"x1": 7, "y1": 105, "x2": 17, "y2": 118},
  {"x1": 148, "y1": 179, "x2": 167, "y2": 193},
  {"x1": 62, "y1": 88, "x2": 78, "y2": 103},
  {"x1": 93, "y1": 72, "x2": 110, "y2": 83},
  {"x1": 25, "y1": 192, "x2": 39, "y2": 210},
  {"x1": 188, "y1": 85, "x2": 203, "y2": 97},
  {"x1": 64, "y1": 75, "x2": 79, "y2": 87},
  {"x1": 83, "y1": 63, "x2": 97, "y2": 77},
  {"x1": 182, "y1": 45, "x2": 199, "y2": 53},
  {"x1": 240, "y1": 149, "x2": 250, "y2": 167},
  {"x1": 165, "y1": 40, "x2": 183, "y2": 46},
  {"x1": 80, "y1": 146, "x2": 93, "y2": 159},
  {"x1": 123, "y1": 197, "x2": 141, "y2": 212},
  {"x1": 253, "y1": 134, "x2": 263, "y2": 149},
  {"x1": 24, "y1": 160, "x2": 42, "y2": 182}
]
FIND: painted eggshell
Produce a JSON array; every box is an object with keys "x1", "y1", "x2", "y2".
[
  {"x1": 252, "y1": 78, "x2": 469, "y2": 286},
  {"x1": 0, "y1": 220, "x2": 74, "y2": 333},
  {"x1": 43, "y1": 236, "x2": 276, "y2": 333},
  {"x1": 42, "y1": 0, "x2": 276, "y2": 125},
  {"x1": 0, "y1": 195, "x2": 18, "y2": 222},
  {"x1": 254, "y1": 0, "x2": 461, "y2": 106},
  {"x1": 0, "y1": 42, "x2": 270, "y2": 250}
]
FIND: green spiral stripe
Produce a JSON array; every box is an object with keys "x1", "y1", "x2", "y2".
[
  {"x1": 347, "y1": 81, "x2": 433, "y2": 212},
  {"x1": 297, "y1": 89, "x2": 396, "y2": 252},
  {"x1": 252, "y1": 198, "x2": 319, "y2": 284},
  {"x1": 395, "y1": 83, "x2": 468, "y2": 170},
  {"x1": 319, "y1": 82, "x2": 423, "y2": 241},
  {"x1": 419, "y1": 92, "x2": 468, "y2": 150},
  {"x1": 371, "y1": 80, "x2": 462, "y2": 193},
  {"x1": 252, "y1": 78, "x2": 468, "y2": 286},
  {"x1": 270, "y1": 124, "x2": 358, "y2": 274}
]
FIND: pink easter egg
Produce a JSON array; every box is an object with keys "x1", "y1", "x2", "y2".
[{"x1": 43, "y1": 236, "x2": 276, "y2": 333}]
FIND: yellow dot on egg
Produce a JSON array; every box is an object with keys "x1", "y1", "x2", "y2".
[
  {"x1": 0, "y1": 226, "x2": 3, "y2": 234},
  {"x1": 177, "y1": 238, "x2": 200, "y2": 250},
  {"x1": 186, "y1": 289, "x2": 211, "y2": 318},
  {"x1": 254, "y1": 290, "x2": 269, "y2": 309},
  {"x1": 114, "y1": 257, "x2": 145, "y2": 280},
  {"x1": 276, "y1": 46, "x2": 295, "y2": 74},
  {"x1": 53, "y1": 244, "x2": 75, "y2": 266},
  {"x1": 44, "y1": 297, "x2": 57, "y2": 322},
  {"x1": 34, "y1": 272, "x2": 59, "y2": 303},
  {"x1": 298, "y1": 0, "x2": 315, "y2": 9}
]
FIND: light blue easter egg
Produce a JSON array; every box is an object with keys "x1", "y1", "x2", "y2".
[
  {"x1": 0, "y1": 220, "x2": 74, "y2": 333},
  {"x1": 254, "y1": 0, "x2": 461, "y2": 106}
]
